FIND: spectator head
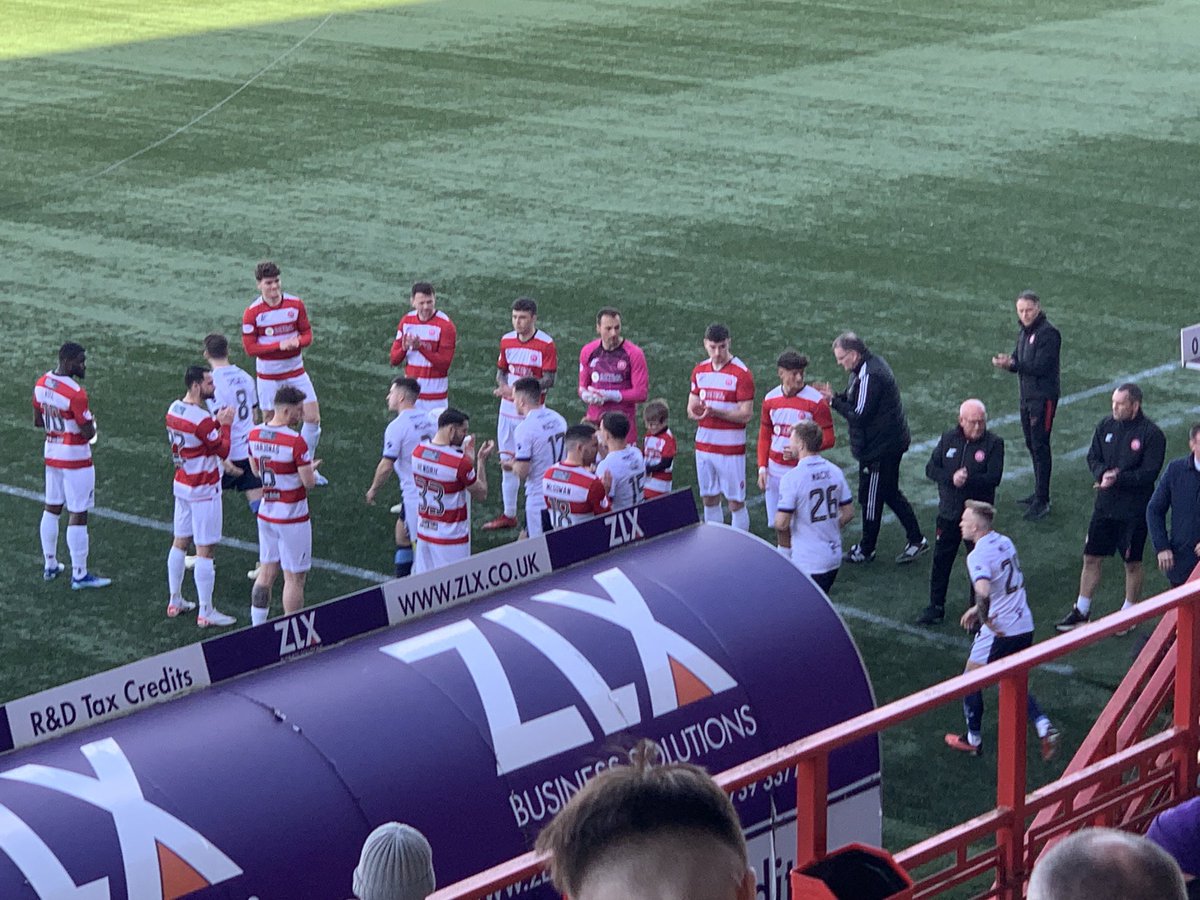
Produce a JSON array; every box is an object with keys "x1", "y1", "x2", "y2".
[
  {"x1": 535, "y1": 740, "x2": 754, "y2": 900},
  {"x1": 1016, "y1": 290, "x2": 1042, "y2": 327},
  {"x1": 832, "y1": 333, "x2": 868, "y2": 373},
  {"x1": 643, "y1": 398, "x2": 670, "y2": 433},
  {"x1": 203, "y1": 333, "x2": 230, "y2": 361},
  {"x1": 1028, "y1": 827, "x2": 1186, "y2": 900},
  {"x1": 596, "y1": 308, "x2": 623, "y2": 350},
  {"x1": 351, "y1": 822, "x2": 435, "y2": 900}
]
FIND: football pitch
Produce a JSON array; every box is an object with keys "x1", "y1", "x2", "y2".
[{"x1": 3, "y1": 0, "x2": 1200, "y2": 864}]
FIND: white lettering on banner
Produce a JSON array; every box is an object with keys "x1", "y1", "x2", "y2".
[
  {"x1": 0, "y1": 738, "x2": 242, "y2": 899},
  {"x1": 380, "y1": 566, "x2": 738, "y2": 774},
  {"x1": 381, "y1": 621, "x2": 593, "y2": 775},
  {"x1": 606, "y1": 508, "x2": 644, "y2": 548},
  {"x1": 382, "y1": 537, "x2": 551, "y2": 625},
  {"x1": 276, "y1": 611, "x2": 321, "y2": 656},
  {"x1": 6, "y1": 645, "x2": 210, "y2": 750},
  {"x1": 532, "y1": 568, "x2": 737, "y2": 718}
]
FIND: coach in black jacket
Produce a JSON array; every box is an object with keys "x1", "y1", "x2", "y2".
[
  {"x1": 992, "y1": 290, "x2": 1061, "y2": 521},
  {"x1": 1055, "y1": 384, "x2": 1165, "y2": 632},
  {"x1": 817, "y1": 333, "x2": 926, "y2": 564},
  {"x1": 916, "y1": 399, "x2": 1004, "y2": 625},
  {"x1": 1147, "y1": 425, "x2": 1200, "y2": 588}
]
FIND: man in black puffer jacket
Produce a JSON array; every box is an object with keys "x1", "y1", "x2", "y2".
[
  {"x1": 1146, "y1": 424, "x2": 1200, "y2": 589},
  {"x1": 817, "y1": 333, "x2": 926, "y2": 564},
  {"x1": 992, "y1": 290, "x2": 1061, "y2": 521}
]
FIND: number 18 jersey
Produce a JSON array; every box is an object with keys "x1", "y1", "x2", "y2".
[{"x1": 777, "y1": 455, "x2": 852, "y2": 575}]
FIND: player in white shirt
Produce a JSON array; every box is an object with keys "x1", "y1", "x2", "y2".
[
  {"x1": 774, "y1": 420, "x2": 855, "y2": 593},
  {"x1": 509, "y1": 377, "x2": 568, "y2": 538},
  {"x1": 365, "y1": 377, "x2": 437, "y2": 576},
  {"x1": 944, "y1": 501, "x2": 1060, "y2": 760},
  {"x1": 596, "y1": 412, "x2": 646, "y2": 511}
]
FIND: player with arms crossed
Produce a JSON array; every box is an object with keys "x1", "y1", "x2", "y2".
[
  {"x1": 758, "y1": 350, "x2": 835, "y2": 530},
  {"x1": 365, "y1": 377, "x2": 436, "y2": 577},
  {"x1": 248, "y1": 387, "x2": 319, "y2": 623},
  {"x1": 579, "y1": 307, "x2": 649, "y2": 440},
  {"x1": 596, "y1": 411, "x2": 646, "y2": 511},
  {"x1": 165, "y1": 366, "x2": 237, "y2": 626},
  {"x1": 200, "y1": 333, "x2": 264, "y2": 579},
  {"x1": 641, "y1": 399, "x2": 676, "y2": 500},
  {"x1": 944, "y1": 501, "x2": 1060, "y2": 759},
  {"x1": 774, "y1": 420, "x2": 854, "y2": 592},
  {"x1": 32, "y1": 341, "x2": 110, "y2": 589},
  {"x1": 487, "y1": 296, "x2": 557, "y2": 531},
  {"x1": 411, "y1": 409, "x2": 494, "y2": 574},
  {"x1": 544, "y1": 424, "x2": 613, "y2": 530},
  {"x1": 391, "y1": 281, "x2": 457, "y2": 412},
  {"x1": 509, "y1": 377, "x2": 568, "y2": 538},
  {"x1": 242, "y1": 261, "x2": 327, "y2": 484},
  {"x1": 688, "y1": 323, "x2": 755, "y2": 530}
]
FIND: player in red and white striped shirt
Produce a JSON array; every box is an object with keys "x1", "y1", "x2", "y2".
[
  {"x1": 687, "y1": 324, "x2": 755, "y2": 530},
  {"x1": 249, "y1": 386, "x2": 320, "y2": 623},
  {"x1": 242, "y1": 261, "x2": 327, "y2": 485},
  {"x1": 32, "y1": 342, "x2": 110, "y2": 589},
  {"x1": 756, "y1": 350, "x2": 836, "y2": 530},
  {"x1": 641, "y1": 399, "x2": 676, "y2": 500},
  {"x1": 487, "y1": 296, "x2": 558, "y2": 531},
  {"x1": 543, "y1": 424, "x2": 612, "y2": 530},
  {"x1": 165, "y1": 366, "x2": 236, "y2": 626},
  {"x1": 391, "y1": 281, "x2": 458, "y2": 411},
  {"x1": 411, "y1": 409, "x2": 495, "y2": 574}
]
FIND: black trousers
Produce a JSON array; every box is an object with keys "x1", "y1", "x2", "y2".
[
  {"x1": 1020, "y1": 397, "x2": 1057, "y2": 503},
  {"x1": 929, "y1": 515, "x2": 975, "y2": 611},
  {"x1": 857, "y1": 452, "x2": 923, "y2": 555}
]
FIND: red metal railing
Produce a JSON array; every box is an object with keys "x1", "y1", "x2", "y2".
[{"x1": 430, "y1": 580, "x2": 1200, "y2": 900}]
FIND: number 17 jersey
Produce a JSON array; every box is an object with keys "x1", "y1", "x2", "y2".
[
  {"x1": 513, "y1": 406, "x2": 567, "y2": 505},
  {"x1": 777, "y1": 455, "x2": 852, "y2": 575}
]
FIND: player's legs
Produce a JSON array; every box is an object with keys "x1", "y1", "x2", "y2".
[
  {"x1": 717, "y1": 455, "x2": 749, "y2": 530},
  {"x1": 496, "y1": 416, "x2": 520, "y2": 521},
  {"x1": 413, "y1": 539, "x2": 434, "y2": 575},
  {"x1": 1023, "y1": 398, "x2": 1055, "y2": 505},
  {"x1": 276, "y1": 520, "x2": 312, "y2": 611},
  {"x1": 856, "y1": 462, "x2": 882, "y2": 556},
  {"x1": 394, "y1": 515, "x2": 413, "y2": 577},
  {"x1": 251, "y1": 519, "x2": 283, "y2": 625},
  {"x1": 281, "y1": 569, "x2": 308, "y2": 615},
  {"x1": 1074, "y1": 512, "x2": 1117, "y2": 619},
  {"x1": 876, "y1": 453, "x2": 923, "y2": 547},
  {"x1": 811, "y1": 568, "x2": 838, "y2": 593},
  {"x1": 41, "y1": 467, "x2": 65, "y2": 577},
  {"x1": 1121, "y1": 515, "x2": 1148, "y2": 609},
  {"x1": 169, "y1": 500, "x2": 194, "y2": 610},
  {"x1": 764, "y1": 473, "x2": 781, "y2": 532},
  {"x1": 525, "y1": 496, "x2": 545, "y2": 539},
  {"x1": 189, "y1": 499, "x2": 223, "y2": 618},
  {"x1": 696, "y1": 452, "x2": 724, "y2": 523},
  {"x1": 256, "y1": 377, "x2": 278, "y2": 414},
  {"x1": 926, "y1": 515, "x2": 963, "y2": 619},
  {"x1": 63, "y1": 467, "x2": 102, "y2": 585},
  {"x1": 415, "y1": 540, "x2": 468, "y2": 575}
]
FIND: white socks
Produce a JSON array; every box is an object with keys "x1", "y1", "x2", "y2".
[
  {"x1": 731, "y1": 507, "x2": 750, "y2": 531},
  {"x1": 501, "y1": 470, "x2": 519, "y2": 518},
  {"x1": 66, "y1": 524, "x2": 88, "y2": 579},
  {"x1": 1121, "y1": 598, "x2": 1135, "y2": 610},
  {"x1": 703, "y1": 505, "x2": 724, "y2": 524},
  {"x1": 1035, "y1": 716, "x2": 1052, "y2": 739},
  {"x1": 40, "y1": 511, "x2": 59, "y2": 566},
  {"x1": 167, "y1": 547, "x2": 186, "y2": 599},
  {"x1": 193, "y1": 557, "x2": 215, "y2": 615},
  {"x1": 251, "y1": 606, "x2": 268, "y2": 626},
  {"x1": 300, "y1": 421, "x2": 321, "y2": 456},
  {"x1": 1076, "y1": 595, "x2": 1092, "y2": 615}
]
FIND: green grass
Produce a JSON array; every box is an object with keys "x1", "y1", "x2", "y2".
[{"x1": 3, "y1": 0, "x2": 1200, "y2": 874}]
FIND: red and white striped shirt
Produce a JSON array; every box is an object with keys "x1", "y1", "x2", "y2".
[
  {"x1": 497, "y1": 329, "x2": 557, "y2": 419},
  {"x1": 242, "y1": 293, "x2": 313, "y2": 381},
  {"x1": 642, "y1": 428, "x2": 676, "y2": 498},
  {"x1": 249, "y1": 426, "x2": 312, "y2": 524},
  {"x1": 166, "y1": 400, "x2": 230, "y2": 501},
  {"x1": 392, "y1": 310, "x2": 457, "y2": 402},
  {"x1": 690, "y1": 357, "x2": 755, "y2": 456},
  {"x1": 543, "y1": 463, "x2": 612, "y2": 529},
  {"x1": 411, "y1": 441, "x2": 476, "y2": 545},
  {"x1": 33, "y1": 372, "x2": 94, "y2": 470},
  {"x1": 757, "y1": 385, "x2": 836, "y2": 478}
]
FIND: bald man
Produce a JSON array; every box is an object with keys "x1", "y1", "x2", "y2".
[
  {"x1": 1029, "y1": 828, "x2": 1185, "y2": 900},
  {"x1": 917, "y1": 399, "x2": 1004, "y2": 625},
  {"x1": 535, "y1": 740, "x2": 756, "y2": 900}
]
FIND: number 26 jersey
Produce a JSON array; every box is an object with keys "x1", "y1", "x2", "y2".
[{"x1": 777, "y1": 455, "x2": 853, "y2": 575}]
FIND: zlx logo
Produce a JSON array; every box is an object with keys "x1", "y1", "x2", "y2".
[
  {"x1": 381, "y1": 567, "x2": 737, "y2": 774},
  {"x1": 0, "y1": 737, "x2": 242, "y2": 899}
]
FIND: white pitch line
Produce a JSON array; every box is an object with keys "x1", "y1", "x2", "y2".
[
  {"x1": 0, "y1": 482, "x2": 389, "y2": 584},
  {"x1": 834, "y1": 604, "x2": 1077, "y2": 676}
]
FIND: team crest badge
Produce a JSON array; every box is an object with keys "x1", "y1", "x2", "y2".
[
  {"x1": 617, "y1": 361, "x2": 627, "y2": 371},
  {"x1": 1131, "y1": 438, "x2": 1142, "y2": 451},
  {"x1": 974, "y1": 450, "x2": 985, "y2": 462}
]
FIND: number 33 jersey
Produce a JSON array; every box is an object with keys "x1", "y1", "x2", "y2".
[
  {"x1": 777, "y1": 455, "x2": 853, "y2": 575},
  {"x1": 411, "y1": 441, "x2": 476, "y2": 546}
]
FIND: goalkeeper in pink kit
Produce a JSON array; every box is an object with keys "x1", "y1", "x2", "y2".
[{"x1": 578, "y1": 307, "x2": 650, "y2": 440}]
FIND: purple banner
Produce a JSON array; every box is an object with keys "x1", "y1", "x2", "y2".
[
  {"x1": 202, "y1": 587, "x2": 389, "y2": 683},
  {"x1": 544, "y1": 490, "x2": 699, "y2": 569}
]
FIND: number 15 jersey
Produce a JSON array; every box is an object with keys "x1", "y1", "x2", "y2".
[{"x1": 777, "y1": 455, "x2": 852, "y2": 575}]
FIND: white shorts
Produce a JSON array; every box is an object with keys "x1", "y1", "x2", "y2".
[
  {"x1": 497, "y1": 414, "x2": 520, "y2": 457},
  {"x1": 696, "y1": 451, "x2": 747, "y2": 503},
  {"x1": 400, "y1": 481, "x2": 420, "y2": 542},
  {"x1": 525, "y1": 496, "x2": 546, "y2": 538},
  {"x1": 257, "y1": 518, "x2": 313, "y2": 573},
  {"x1": 173, "y1": 496, "x2": 223, "y2": 546},
  {"x1": 45, "y1": 466, "x2": 95, "y2": 513},
  {"x1": 257, "y1": 372, "x2": 317, "y2": 411},
  {"x1": 413, "y1": 539, "x2": 470, "y2": 575},
  {"x1": 414, "y1": 398, "x2": 447, "y2": 416},
  {"x1": 968, "y1": 628, "x2": 996, "y2": 666},
  {"x1": 764, "y1": 472, "x2": 782, "y2": 526}
]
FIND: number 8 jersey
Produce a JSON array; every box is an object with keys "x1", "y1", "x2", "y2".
[{"x1": 777, "y1": 455, "x2": 853, "y2": 575}]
